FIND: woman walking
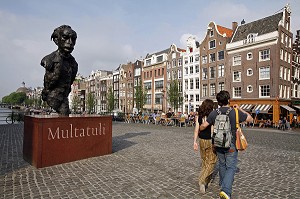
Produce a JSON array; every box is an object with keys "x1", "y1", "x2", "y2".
[{"x1": 193, "y1": 99, "x2": 217, "y2": 193}]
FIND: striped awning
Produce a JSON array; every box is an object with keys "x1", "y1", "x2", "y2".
[
  {"x1": 293, "y1": 105, "x2": 300, "y2": 110},
  {"x1": 240, "y1": 104, "x2": 254, "y2": 112},
  {"x1": 280, "y1": 105, "x2": 296, "y2": 114},
  {"x1": 252, "y1": 104, "x2": 273, "y2": 114}
]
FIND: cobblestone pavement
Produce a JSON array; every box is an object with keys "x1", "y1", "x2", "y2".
[{"x1": 0, "y1": 123, "x2": 300, "y2": 199}]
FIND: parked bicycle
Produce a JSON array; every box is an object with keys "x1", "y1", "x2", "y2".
[{"x1": 6, "y1": 112, "x2": 24, "y2": 124}]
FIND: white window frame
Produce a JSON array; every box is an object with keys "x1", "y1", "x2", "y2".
[
  {"x1": 247, "y1": 85, "x2": 253, "y2": 93},
  {"x1": 209, "y1": 40, "x2": 216, "y2": 49},
  {"x1": 259, "y1": 66, "x2": 270, "y2": 80},
  {"x1": 233, "y1": 87, "x2": 242, "y2": 98},
  {"x1": 259, "y1": 49, "x2": 270, "y2": 62},
  {"x1": 247, "y1": 68, "x2": 253, "y2": 76},
  {"x1": 259, "y1": 85, "x2": 270, "y2": 98},
  {"x1": 233, "y1": 71, "x2": 241, "y2": 82},
  {"x1": 233, "y1": 55, "x2": 241, "y2": 66}
]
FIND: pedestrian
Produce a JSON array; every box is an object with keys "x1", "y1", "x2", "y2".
[
  {"x1": 200, "y1": 90, "x2": 253, "y2": 199},
  {"x1": 193, "y1": 99, "x2": 217, "y2": 193}
]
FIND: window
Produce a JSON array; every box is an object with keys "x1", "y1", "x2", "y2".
[
  {"x1": 247, "y1": 85, "x2": 253, "y2": 93},
  {"x1": 233, "y1": 87, "x2": 242, "y2": 97},
  {"x1": 259, "y1": 49, "x2": 270, "y2": 61},
  {"x1": 144, "y1": 82, "x2": 151, "y2": 90},
  {"x1": 157, "y1": 55, "x2": 163, "y2": 63},
  {"x1": 202, "y1": 68, "x2": 208, "y2": 80},
  {"x1": 172, "y1": 59, "x2": 176, "y2": 67},
  {"x1": 210, "y1": 66, "x2": 216, "y2": 78},
  {"x1": 210, "y1": 83, "x2": 216, "y2": 96},
  {"x1": 218, "y1": 51, "x2": 224, "y2": 60},
  {"x1": 247, "y1": 68, "x2": 253, "y2": 76},
  {"x1": 189, "y1": 66, "x2": 193, "y2": 74},
  {"x1": 195, "y1": 54, "x2": 199, "y2": 62},
  {"x1": 209, "y1": 40, "x2": 216, "y2": 49},
  {"x1": 210, "y1": 30, "x2": 214, "y2": 37},
  {"x1": 209, "y1": 53, "x2": 215, "y2": 63},
  {"x1": 287, "y1": 69, "x2": 290, "y2": 81},
  {"x1": 178, "y1": 81, "x2": 182, "y2": 92},
  {"x1": 246, "y1": 33, "x2": 257, "y2": 44},
  {"x1": 247, "y1": 52, "x2": 253, "y2": 60},
  {"x1": 155, "y1": 80, "x2": 163, "y2": 88},
  {"x1": 185, "y1": 80, "x2": 188, "y2": 89},
  {"x1": 178, "y1": 69, "x2": 182, "y2": 79},
  {"x1": 218, "y1": 82, "x2": 224, "y2": 92},
  {"x1": 218, "y1": 64, "x2": 225, "y2": 77},
  {"x1": 280, "y1": 49, "x2": 284, "y2": 60},
  {"x1": 202, "y1": 84, "x2": 208, "y2": 97},
  {"x1": 184, "y1": 67, "x2": 188, "y2": 75},
  {"x1": 196, "y1": 94, "x2": 200, "y2": 102},
  {"x1": 195, "y1": 65, "x2": 199, "y2": 73},
  {"x1": 195, "y1": 78, "x2": 200, "y2": 89},
  {"x1": 190, "y1": 94, "x2": 194, "y2": 102},
  {"x1": 259, "y1": 66, "x2": 270, "y2": 79},
  {"x1": 233, "y1": 55, "x2": 241, "y2": 66},
  {"x1": 189, "y1": 56, "x2": 194, "y2": 63},
  {"x1": 233, "y1": 71, "x2": 241, "y2": 82},
  {"x1": 260, "y1": 85, "x2": 270, "y2": 97},
  {"x1": 146, "y1": 59, "x2": 151, "y2": 66},
  {"x1": 146, "y1": 94, "x2": 151, "y2": 104},
  {"x1": 167, "y1": 71, "x2": 171, "y2": 80},
  {"x1": 184, "y1": 57, "x2": 188, "y2": 64},
  {"x1": 154, "y1": 93, "x2": 162, "y2": 104},
  {"x1": 202, "y1": 56, "x2": 207, "y2": 64},
  {"x1": 190, "y1": 79, "x2": 194, "y2": 89},
  {"x1": 178, "y1": 58, "x2": 182, "y2": 66},
  {"x1": 279, "y1": 66, "x2": 283, "y2": 79}
]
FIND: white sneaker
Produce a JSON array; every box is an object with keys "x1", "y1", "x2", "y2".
[{"x1": 199, "y1": 183, "x2": 206, "y2": 193}]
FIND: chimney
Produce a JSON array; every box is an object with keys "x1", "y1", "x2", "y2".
[{"x1": 232, "y1": 22, "x2": 238, "y2": 32}]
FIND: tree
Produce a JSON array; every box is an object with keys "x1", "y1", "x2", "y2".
[
  {"x1": 71, "y1": 94, "x2": 81, "y2": 113},
  {"x1": 2, "y1": 92, "x2": 26, "y2": 105},
  {"x1": 134, "y1": 81, "x2": 146, "y2": 112},
  {"x1": 167, "y1": 79, "x2": 183, "y2": 112},
  {"x1": 86, "y1": 92, "x2": 96, "y2": 114},
  {"x1": 107, "y1": 86, "x2": 115, "y2": 113}
]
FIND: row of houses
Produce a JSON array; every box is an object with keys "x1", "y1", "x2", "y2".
[{"x1": 58, "y1": 5, "x2": 300, "y2": 123}]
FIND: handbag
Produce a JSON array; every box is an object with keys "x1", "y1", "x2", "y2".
[{"x1": 234, "y1": 108, "x2": 248, "y2": 151}]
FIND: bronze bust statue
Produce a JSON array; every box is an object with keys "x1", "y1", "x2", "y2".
[{"x1": 41, "y1": 25, "x2": 78, "y2": 116}]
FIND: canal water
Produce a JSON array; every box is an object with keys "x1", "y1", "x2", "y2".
[{"x1": 0, "y1": 107, "x2": 12, "y2": 124}]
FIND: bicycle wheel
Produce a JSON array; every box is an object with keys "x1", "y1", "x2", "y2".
[{"x1": 6, "y1": 116, "x2": 14, "y2": 124}]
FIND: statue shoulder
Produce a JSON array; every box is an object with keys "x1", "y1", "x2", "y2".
[{"x1": 41, "y1": 51, "x2": 58, "y2": 70}]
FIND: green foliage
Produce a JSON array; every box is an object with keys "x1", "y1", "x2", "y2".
[
  {"x1": 167, "y1": 79, "x2": 183, "y2": 112},
  {"x1": 107, "y1": 86, "x2": 115, "y2": 113},
  {"x1": 2, "y1": 92, "x2": 26, "y2": 105},
  {"x1": 71, "y1": 94, "x2": 81, "y2": 113},
  {"x1": 134, "y1": 81, "x2": 146, "y2": 111},
  {"x1": 86, "y1": 92, "x2": 96, "y2": 114}
]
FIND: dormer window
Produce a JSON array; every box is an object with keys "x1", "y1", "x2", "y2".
[
  {"x1": 210, "y1": 30, "x2": 214, "y2": 37},
  {"x1": 245, "y1": 33, "x2": 257, "y2": 44}
]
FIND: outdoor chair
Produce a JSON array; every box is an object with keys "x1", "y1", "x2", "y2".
[{"x1": 178, "y1": 117, "x2": 186, "y2": 127}]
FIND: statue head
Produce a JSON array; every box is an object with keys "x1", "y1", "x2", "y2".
[{"x1": 51, "y1": 25, "x2": 77, "y2": 56}]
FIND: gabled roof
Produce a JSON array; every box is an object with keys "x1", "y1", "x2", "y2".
[
  {"x1": 216, "y1": 25, "x2": 233, "y2": 38},
  {"x1": 145, "y1": 48, "x2": 169, "y2": 59},
  {"x1": 231, "y1": 12, "x2": 283, "y2": 42}
]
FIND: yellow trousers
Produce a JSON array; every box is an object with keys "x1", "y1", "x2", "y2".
[{"x1": 199, "y1": 139, "x2": 217, "y2": 185}]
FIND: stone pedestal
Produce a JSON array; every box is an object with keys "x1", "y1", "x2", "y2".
[{"x1": 23, "y1": 115, "x2": 112, "y2": 168}]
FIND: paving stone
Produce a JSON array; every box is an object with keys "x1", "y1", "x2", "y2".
[{"x1": 0, "y1": 123, "x2": 300, "y2": 198}]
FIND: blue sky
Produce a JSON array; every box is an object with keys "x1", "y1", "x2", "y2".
[{"x1": 0, "y1": 0, "x2": 299, "y2": 99}]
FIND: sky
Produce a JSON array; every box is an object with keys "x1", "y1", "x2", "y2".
[{"x1": 0, "y1": 0, "x2": 299, "y2": 99}]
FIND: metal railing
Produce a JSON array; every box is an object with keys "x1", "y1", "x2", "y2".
[{"x1": 0, "y1": 111, "x2": 25, "y2": 124}]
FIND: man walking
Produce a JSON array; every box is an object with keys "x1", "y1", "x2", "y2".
[{"x1": 200, "y1": 90, "x2": 253, "y2": 199}]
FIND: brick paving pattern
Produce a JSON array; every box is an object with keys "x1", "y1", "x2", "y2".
[{"x1": 0, "y1": 123, "x2": 300, "y2": 198}]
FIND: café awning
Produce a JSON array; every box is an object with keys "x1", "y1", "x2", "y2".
[
  {"x1": 280, "y1": 105, "x2": 296, "y2": 114},
  {"x1": 239, "y1": 104, "x2": 254, "y2": 112},
  {"x1": 252, "y1": 104, "x2": 273, "y2": 114}
]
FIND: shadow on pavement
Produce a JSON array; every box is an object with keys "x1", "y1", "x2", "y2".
[{"x1": 112, "y1": 131, "x2": 151, "y2": 153}]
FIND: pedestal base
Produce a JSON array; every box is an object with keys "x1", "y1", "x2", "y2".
[{"x1": 23, "y1": 115, "x2": 112, "y2": 168}]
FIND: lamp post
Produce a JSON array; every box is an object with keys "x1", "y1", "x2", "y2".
[{"x1": 162, "y1": 89, "x2": 165, "y2": 113}]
